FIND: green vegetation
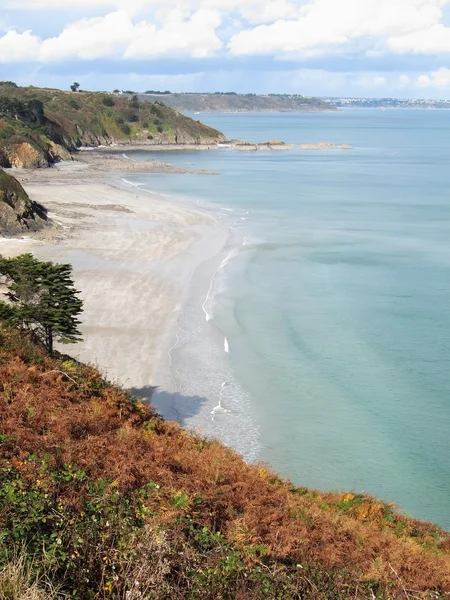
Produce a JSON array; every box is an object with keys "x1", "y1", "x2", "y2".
[
  {"x1": 0, "y1": 254, "x2": 83, "y2": 355},
  {"x1": 0, "y1": 84, "x2": 225, "y2": 168},
  {"x1": 0, "y1": 322, "x2": 449, "y2": 598},
  {"x1": 139, "y1": 92, "x2": 337, "y2": 113}
]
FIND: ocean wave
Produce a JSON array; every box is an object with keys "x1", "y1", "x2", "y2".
[
  {"x1": 224, "y1": 337, "x2": 230, "y2": 353},
  {"x1": 121, "y1": 178, "x2": 142, "y2": 188},
  {"x1": 122, "y1": 153, "x2": 136, "y2": 162},
  {"x1": 211, "y1": 382, "x2": 231, "y2": 421},
  {"x1": 202, "y1": 248, "x2": 240, "y2": 323},
  {"x1": 138, "y1": 186, "x2": 172, "y2": 198}
]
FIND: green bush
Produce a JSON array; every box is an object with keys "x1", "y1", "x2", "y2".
[{"x1": 102, "y1": 97, "x2": 115, "y2": 107}]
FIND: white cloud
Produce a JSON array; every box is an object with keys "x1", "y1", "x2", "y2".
[
  {"x1": 417, "y1": 66, "x2": 450, "y2": 86},
  {"x1": 388, "y1": 23, "x2": 450, "y2": 53},
  {"x1": 39, "y1": 11, "x2": 134, "y2": 61},
  {"x1": 2, "y1": 0, "x2": 450, "y2": 65},
  {"x1": 125, "y1": 9, "x2": 222, "y2": 58},
  {"x1": 399, "y1": 74, "x2": 411, "y2": 85},
  {"x1": 0, "y1": 29, "x2": 41, "y2": 61},
  {"x1": 3, "y1": 0, "x2": 301, "y2": 24},
  {"x1": 374, "y1": 76, "x2": 386, "y2": 85},
  {"x1": 229, "y1": 0, "x2": 450, "y2": 56},
  {"x1": 0, "y1": 8, "x2": 223, "y2": 62}
]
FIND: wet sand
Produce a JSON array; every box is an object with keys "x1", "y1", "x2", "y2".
[{"x1": 1, "y1": 159, "x2": 227, "y2": 407}]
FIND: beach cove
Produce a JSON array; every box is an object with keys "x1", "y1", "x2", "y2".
[
  {"x1": 3, "y1": 107, "x2": 450, "y2": 530},
  {"x1": 0, "y1": 155, "x2": 230, "y2": 421}
]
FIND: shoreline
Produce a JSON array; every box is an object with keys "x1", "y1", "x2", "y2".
[
  {"x1": 1, "y1": 157, "x2": 230, "y2": 422},
  {"x1": 81, "y1": 140, "x2": 352, "y2": 152}
]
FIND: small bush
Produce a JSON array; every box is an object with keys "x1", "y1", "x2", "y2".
[{"x1": 102, "y1": 97, "x2": 115, "y2": 107}]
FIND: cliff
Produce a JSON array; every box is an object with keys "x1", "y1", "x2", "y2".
[
  {"x1": 139, "y1": 92, "x2": 337, "y2": 113},
  {"x1": 0, "y1": 326, "x2": 449, "y2": 599},
  {"x1": 0, "y1": 169, "x2": 48, "y2": 235},
  {"x1": 0, "y1": 83, "x2": 225, "y2": 168}
]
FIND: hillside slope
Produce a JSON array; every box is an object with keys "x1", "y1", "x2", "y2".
[
  {"x1": 0, "y1": 326, "x2": 449, "y2": 599},
  {"x1": 139, "y1": 92, "x2": 337, "y2": 113},
  {"x1": 0, "y1": 83, "x2": 225, "y2": 168},
  {"x1": 0, "y1": 169, "x2": 48, "y2": 235}
]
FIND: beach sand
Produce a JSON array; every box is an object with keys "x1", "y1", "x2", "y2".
[{"x1": 0, "y1": 159, "x2": 228, "y2": 413}]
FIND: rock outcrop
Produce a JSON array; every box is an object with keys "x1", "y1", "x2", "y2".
[
  {"x1": 0, "y1": 169, "x2": 48, "y2": 235},
  {"x1": 1, "y1": 141, "x2": 50, "y2": 169}
]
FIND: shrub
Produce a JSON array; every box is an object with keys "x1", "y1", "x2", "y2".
[
  {"x1": 0, "y1": 327, "x2": 449, "y2": 599},
  {"x1": 102, "y1": 97, "x2": 115, "y2": 107}
]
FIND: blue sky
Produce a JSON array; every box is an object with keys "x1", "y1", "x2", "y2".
[{"x1": 2, "y1": 0, "x2": 450, "y2": 97}]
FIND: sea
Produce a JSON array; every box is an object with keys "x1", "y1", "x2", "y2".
[{"x1": 122, "y1": 109, "x2": 450, "y2": 529}]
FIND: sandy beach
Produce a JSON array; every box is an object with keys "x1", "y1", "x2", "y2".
[{"x1": 1, "y1": 156, "x2": 228, "y2": 410}]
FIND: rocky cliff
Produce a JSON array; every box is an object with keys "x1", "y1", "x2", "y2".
[
  {"x1": 0, "y1": 83, "x2": 226, "y2": 168},
  {"x1": 0, "y1": 169, "x2": 48, "y2": 234}
]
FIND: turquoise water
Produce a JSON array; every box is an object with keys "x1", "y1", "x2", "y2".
[{"x1": 125, "y1": 110, "x2": 450, "y2": 529}]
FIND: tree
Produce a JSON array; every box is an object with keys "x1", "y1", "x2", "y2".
[
  {"x1": 0, "y1": 253, "x2": 83, "y2": 355},
  {"x1": 70, "y1": 82, "x2": 80, "y2": 92}
]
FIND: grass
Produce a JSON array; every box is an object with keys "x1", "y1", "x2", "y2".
[
  {"x1": 0, "y1": 84, "x2": 225, "y2": 167},
  {"x1": 0, "y1": 325, "x2": 449, "y2": 599},
  {"x1": 0, "y1": 554, "x2": 60, "y2": 600}
]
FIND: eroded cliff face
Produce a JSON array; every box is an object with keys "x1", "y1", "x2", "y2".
[
  {"x1": 2, "y1": 142, "x2": 49, "y2": 169},
  {"x1": 0, "y1": 141, "x2": 73, "y2": 170},
  {"x1": 0, "y1": 169, "x2": 48, "y2": 235}
]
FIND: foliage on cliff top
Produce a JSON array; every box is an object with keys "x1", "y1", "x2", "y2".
[
  {"x1": 0, "y1": 325, "x2": 449, "y2": 599},
  {"x1": 0, "y1": 169, "x2": 48, "y2": 234},
  {"x1": 139, "y1": 92, "x2": 337, "y2": 113},
  {"x1": 0, "y1": 85, "x2": 225, "y2": 167}
]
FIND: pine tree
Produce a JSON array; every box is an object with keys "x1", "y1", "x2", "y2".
[{"x1": 0, "y1": 253, "x2": 83, "y2": 355}]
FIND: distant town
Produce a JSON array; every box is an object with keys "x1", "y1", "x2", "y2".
[{"x1": 322, "y1": 97, "x2": 450, "y2": 109}]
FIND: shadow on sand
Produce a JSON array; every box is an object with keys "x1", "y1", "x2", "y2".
[{"x1": 129, "y1": 385, "x2": 209, "y2": 428}]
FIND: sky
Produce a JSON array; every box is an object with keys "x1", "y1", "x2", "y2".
[{"x1": 1, "y1": 0, "x2": 450, "y2": 98}]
